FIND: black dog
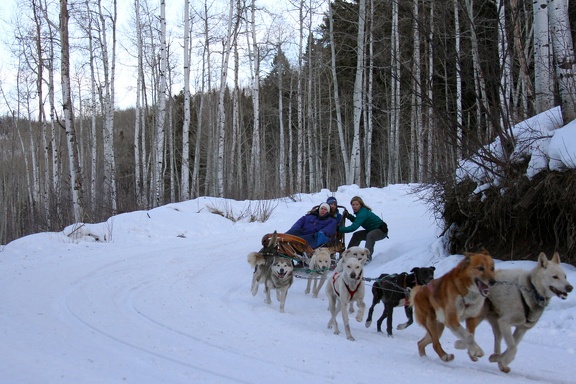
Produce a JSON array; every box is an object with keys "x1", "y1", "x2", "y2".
[{"x1": 365, "y1": 267, "x2": 435, "y2": 336}]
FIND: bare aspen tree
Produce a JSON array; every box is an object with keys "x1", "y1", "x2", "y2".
[
  {"x1": 328, "y1": 1, "x2": 349, "y2": 181},
  {"x1": 454, "y1": 0, "x2": 463, "y2": 161},
  {"x1": 30, "y1": 0, "x2": 51, "y2": 223},
  {"x1": 133, "y1": 0, "x2": 144, "y2": 207},
  {"x1": 276, "y1": 44, "x2": 287, "y2": 193},
  {"x1": 247, "y1": 0, "x2": 262, "y2": 196},
  {"x1": 82, "y1": 0, "x2": 98, "y2": 212},
  {"x1": 296, "y1": 0, "x2": 305, "y2": 191},
  {"x1": 191, "y1": 0, "x2": 211, "y2": 198},
  {"x1": 534, "y1": 0, "x2": 554, "y2": 112},
  {"x1": 497, "y1": 0, "x2": 513, "y2": 125},
  {"x1": 153, "y1": 0, "x2": 167, "y2": 207},
  {"x1": 388, "y1": 0, "x2": 400, "y2": 183},
  {"x1": 511, "y1": 0, "x2": 533, "y2": 121},
  {"x1": 464, "y1": 0, "x2": 491, "y2": 138},
  {"x1": 549, "y1": 0, "x2": 576, "y2": 121},
  {"x1": 348, "y1": 0, "x2": 366, "y2": 185},
  {"x1": 410, "y1": 0, "x2": 422, "y2": 182},
  {"x1": 216, "y1": 0, "x2": 236, "y2": 197},
  {"x1": 60, "y1": 0, "x2": 85, "y2": 222},
  {"x1": 363, "y1": 0, "x2": 374, "y2": 187},
  {"x1": 426, "y1": 0, "x2": 435, "y2": 178},
  {"x1": 181, "y1": 0, "x2": 191, "y2": 201}
]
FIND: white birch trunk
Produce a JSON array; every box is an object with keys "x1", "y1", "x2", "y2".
[
  {"x1": 534, "y1": 0, "x2": 554, "y2": 112},
  {"x1": 97, "y1": 0, "x2": 118, "y2": 213},
  {"x1": 277, "y1": 45, "x2": 286, "y2": 193},
  {"x1": 411, "y1": 0, "x2": 422, "y2": 182},
  {"x1": 454, "y1": 0, "x2": 463, "y2": 161},
  {"x1": 181, "y1": 0, "x2": 191, "y2": 201},
  {"x1": 249, "y1": 0, "x2": 262, "y2": 195},
  {"x1": 216, "y1": 0, "x2": 235, "y2": 197},
  {"x1": 60, "y1": 0, "x2": 84, "y2": 222},
  {"x1": 364, "y1": 0, "x2": 374, "y2": 187},
  {"x1": 349, "y1": 0, "x2": 366, "y2": 185},
  {"x1": 328, "y1": 1, "x2": 349, "y2": 181},
  {"x1": 388, "y1": 1, "x2": 400, "y2": 183},
  {"x1": 296, "y1": 1, "x2": 304, "y2": 192},
  {"x1": 134, "y1": 0, "x2": 143, "y2": 207},
  {"x1": 549, "y1": 0, "x2": 576, "y2": 121},
  {"x1": 154, "y1": 0, "x2": 167, "y2": 207},
  {"x1": 497, "y1": 0, "x2": 513, "y2": 125}
]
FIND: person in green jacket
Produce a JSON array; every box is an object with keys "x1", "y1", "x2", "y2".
[{"x1": 338, "y1": 196, "x2": 388, "y2": 260}]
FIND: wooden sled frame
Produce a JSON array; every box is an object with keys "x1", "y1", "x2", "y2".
[{"x1": 261, "y1": 205, "x2": 348, "y2": 265}]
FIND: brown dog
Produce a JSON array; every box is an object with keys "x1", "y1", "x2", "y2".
[{"x1": 410, "y1": 251, "x2": 496, "y2": 362}]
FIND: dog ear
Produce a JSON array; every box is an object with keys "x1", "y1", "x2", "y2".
[
  {"x1": 411, "y1": 267, "x2": 419, "y2": 273},
  {"x1": 551, "y1": 252, "x2": 561, "y2": 265},
  {"x1": 430, "y1": 266, "x2": 436, "y2": 271}
]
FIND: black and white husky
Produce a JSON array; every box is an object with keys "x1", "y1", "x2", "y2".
[{"x1": 247, "y1": 233, "x2": 294, "y2": 313}]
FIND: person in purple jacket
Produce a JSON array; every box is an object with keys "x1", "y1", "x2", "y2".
[{"x1": 286, "y1": 203, "x2": 338, "y2": 248}]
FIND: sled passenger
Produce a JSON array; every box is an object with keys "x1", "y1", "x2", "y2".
[
  {"x1": 286, "y1": 203, "x2": 338, "y2": 249},
  {"x1": 338, "y1": 196, "x2": 388, "y2": 261}
]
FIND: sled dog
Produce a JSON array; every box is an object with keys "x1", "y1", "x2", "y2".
[
  {"x1": 335, "y1": 246, "x2": 370, "y2": 272},
  {"x1": 247, "y1": 232, "x2": 294, "y2": 313},
  {"x1": 305, "y1": 247, "x2": 332, "y2": 298},
  {"x1": 365, "y1": 266, "x2": 436, "y2": 336},
  {"x1": 325, "y1": 257, "x2": 366, "y2": 341},
  {"x1": 474, "y1": 252, "x2": 573, "y2": 373},
  {"x1": 410, "y1": 251, "x2": 495, "y2": 362}
]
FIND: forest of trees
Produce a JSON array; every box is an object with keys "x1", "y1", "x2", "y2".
[{"x1": 1, "y1": 0, "x2": 575, "y2": 246}]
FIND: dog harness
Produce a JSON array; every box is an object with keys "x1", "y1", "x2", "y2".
[{"x1": 332, "y1": 271, "x2": 363, "y2": 299}]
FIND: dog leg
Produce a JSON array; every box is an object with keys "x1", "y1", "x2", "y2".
[
  {"x1": 355, "y1": 298, "x2": 366, "y2": 323},
  {"x1": 452, "y1": 317, "x2": 483, "y2": 362},
  {"x1": 305, "y1": 275, "x2": 313, "y2": 295},
  {"x1": 327, "y1": 299, "x2": 341, "y2": 335},
  {"x1": 492, "y1": 323, "x2": 528, "y2": 373},
  {"x1": 365, "y1": 292, "x2": 381, "y2": 328},
  {"x1": 313, "y1": 273, "x2": 328, "y2": 298},
  {"x1": 340, "y1": 299, "x2": 355, "y2": 341},
  {"x1": 264, "y1": 284, "x2": 272, "y2": 305},
  {"x1": 277, "y1": 287, "x2": 288, "y2": 313},
  {"x1": 376, "y1": 307, "x2": 387, "y2": 333},
  {"x1": 385, "y1": 302, "x2": 394, "y2": 336},
  {"x1": 397, "y1": 306, "x2": 413, "y2": 331},
  {"x1": 251, "y1": 273, "x2": 260, "y2": 296},
  {"x1": 426, "y1": 320, "x2": 453, "y2": 362}
]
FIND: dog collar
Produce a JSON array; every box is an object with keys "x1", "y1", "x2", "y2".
[{"x1": 529, "y1": 280, "x2": 548, "y2": 307}]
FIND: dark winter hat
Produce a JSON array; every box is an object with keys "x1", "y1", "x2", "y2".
[{"x1": 327, "y1": 197, "x2": 337, "y2": 205}]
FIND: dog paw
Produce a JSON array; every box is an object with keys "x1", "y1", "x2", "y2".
[
  {"x1": 365, "y1": 321, "x2": 371, "y2": 328},
  {"x1": 454, "y1": 340, "x2": 466, "y2": 349},
  {"x1": 489, "y1": 353, "x2": 501, "y2": 363},
  {"x1": 347, "y1": 335, "x2": 355, "y2": 341},
  {"x1": 396, "y1": 324, "x2": 407, "y2": 330},
  {"x1": 498, "y1": 363, "x2": 511, "y2": 373},
  {"x1": 441, "y1": 353, "x2": 454, "y2": 362},
  {"x1": 468, "y1": 344, "x2": 484, "y2": 360}
]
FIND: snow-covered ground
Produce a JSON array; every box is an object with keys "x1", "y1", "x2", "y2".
[{"x1": 1, "y1": 184, "x2": 574, "y2": 383}]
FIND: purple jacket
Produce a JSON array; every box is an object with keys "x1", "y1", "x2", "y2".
[{"x1": 288, "y1": 211, "x2": 338, "y2": 238}]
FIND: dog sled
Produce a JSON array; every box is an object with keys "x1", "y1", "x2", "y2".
[{"x1": 260, "y1": 205, "x2": 348, "y2": 269}]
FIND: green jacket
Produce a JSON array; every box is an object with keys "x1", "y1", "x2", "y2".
[{"x1": 338, "y1": 206, "x2": 382, "y2": 233}]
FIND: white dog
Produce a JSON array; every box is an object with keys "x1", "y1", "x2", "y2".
[
  {"x1": 305, "y1": 247, "x2": 332, "y2": 297},
  {"x1": 334, "y1": 246, "x2": 370, "y2": 313},
  {"x1": 325, "y1": 257, "x2": 366, "y2": 341},
  {"x1": 471, "y1": 252, "x2": 573, "y2": 373},
  {"x1": 335, "y1": 246, "x2": 370, "y2": 272}
]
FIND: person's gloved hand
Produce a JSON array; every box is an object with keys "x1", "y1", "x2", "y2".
[{"x1": 316, "y1": 232, "x2": 329, "y2": 247}]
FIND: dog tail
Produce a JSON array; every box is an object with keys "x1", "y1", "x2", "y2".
[{"x1": 247, "y1": 251, "x2": 266, "y2": 268}]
